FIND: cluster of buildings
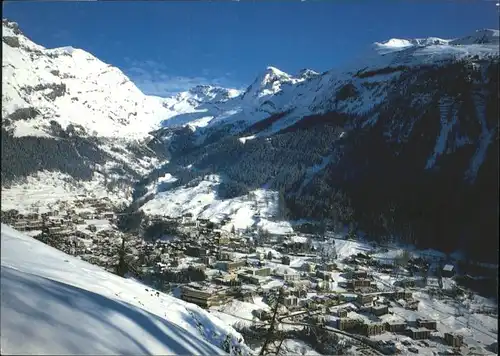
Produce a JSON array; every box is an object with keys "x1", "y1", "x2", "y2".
[
  {"x1": 3, "y1": 202, "x2": 478, "y2": 355},
  {"x1": 0, "y1": 197, "x2": 122, "y2": 260}
]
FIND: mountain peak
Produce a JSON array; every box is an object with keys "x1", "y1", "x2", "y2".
[
  {"x1": 186, "y1": 84, "x2": 240, "y2": 103},
  {"x1": 241, "y1": 66, "x2": 293, "y2": 100},
  {"x1": 265, "y1": 65, "x2": 288, "y2": 75},
  {"x1": 372, "y1": 37, "x2": 449, "y2": 54},
  {"x1": 1, "y1": 18, "x2": 174, "y2": 138},
  {"x1": 261, "y1": 66, "x2": 291, "y2": 83}
]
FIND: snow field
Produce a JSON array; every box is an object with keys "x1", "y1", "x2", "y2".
[{"x1": 1, "y1": 223, "x2": 250, "y2": 355}]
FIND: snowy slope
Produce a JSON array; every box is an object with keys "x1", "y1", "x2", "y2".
[
  {"x1": 157, "y1": 29, "x2": 499, "y2": 135},
  {"x1": 1, "y1": 19, "x2": 237, "y2": 139},
  {"x1": 141, "y1": 174, "x2": 294, "y2": 234},
  {"x1": 0, "y1": 223, "x2": 249, "y2": 355},
  {"x1": 1, "y1": 18, "x2": 242, "y2": 211}
]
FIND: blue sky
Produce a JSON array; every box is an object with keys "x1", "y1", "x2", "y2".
[{"x1": 3, "y1": 1, "x2": 499, "y2": 97}]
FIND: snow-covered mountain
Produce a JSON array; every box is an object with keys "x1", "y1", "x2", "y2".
[
  {"x1": 1, "y1": 18, "x2": 239, "y2": 211},
  {"x1": 373, "y1": 37, "x2": 451, "y2": 54},
  {"x1": 136, "y1": 29, "x2": 499, "y2": 263},
  {"x1": 153, "y1": 29, "x2": 498, "y2": 136},
  {"x1": 0, "y1": 223, "x2": 248, "y2": 355},
  {"x1": 449, "y1": 28, "x2": 499, "y2": 45},
  {"x1": 3, "y1": 20, "x2": 164, "y2": 138}
]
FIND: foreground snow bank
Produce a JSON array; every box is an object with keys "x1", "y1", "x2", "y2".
[{"x1": 0, "y1": 224, "x2": 249, "y2": 355}]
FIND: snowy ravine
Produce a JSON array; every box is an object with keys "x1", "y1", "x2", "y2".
[{"x1": 0, "y1": 223, "x2": 250, "y2": 355}]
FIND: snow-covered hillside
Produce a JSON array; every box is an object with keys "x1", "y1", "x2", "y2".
[
  {"x1": 1, "y1": 18, "x2": 242, "y2": 211},
  {"x1": 141, "y1": 174, "x2": 294, "y2": 234},
  {"x1": 0, "y1": 223, "x2": 249, "y2": 355},
  {"x1": 2, "y1": 19, "x2": 238, "y2": 139}
]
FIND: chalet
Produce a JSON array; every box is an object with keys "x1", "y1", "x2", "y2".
[
  {"x1": 103, "y1": 212, "x2": 114, "y2": 219},
  {"x1": 253, "y1": 309, "x2": 271, "y2": 321},
  {"x1": 75, "y1": 230, "x2": 92, "y2": 239},
  {"x1": 283, "y1": 273, "x2": 300, "y2": 282},
  {"x1": 347, "y1": 278, "x2": 372, "y2": 289},
  {"x1": 238, "y1": 273, "x2": 260, "y2": 285},
  {"x1": 218, "y1": 250, "x2": 234, "y2": 261},
  {"x1": 185, "y1": 245, "x2": 209, "y2": 258},
  {"x1": 288, "y1": 288, "x2": 307, "y2": 298},
  {"x1": 79, "y1": 211, "x2": 93, "y2": 219},
  {"x1": 405, "y1": 299, "x2": 420, "y2": 310},
  {"x1": 214, "y1": 275, "x2": 242, "y2": 287},
  {"x1": 201, "y1": 255, "x2": 215, "y2": 266},
  {"x1": 337, "y1": 318, "x2": 361, "y2": 331},
  {"x1": 301, "y1": 262, "x2": 316, "y2": 273},
  {"x1": 250, "y1": 267, "x2": 271, "y2": 277},
  {"x1": 71, "y1": 216, "x2": 85, "y2": 224},
  {"x1": 352, "y1": 270, "x2": 368, "y2": 279},
  {"x1": 319, "y1": 263, "x2": 334, "y2": 272},
  {"x1": 356, "y1": 252, "x2": 371, "y2": 259},
  {"x1": 396, "y1": 279, "x2": 416, "y2": 288},
  {"x1": 393, "y1": 289, "x2": 413, "y2": 300}
]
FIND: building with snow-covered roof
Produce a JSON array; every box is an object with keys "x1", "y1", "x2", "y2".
[
  {"x1": 416, "y1": 318, "x2": 437, "y2": 330},
  {"x1": 442, "y1": 264, "x2": 455, "y2": 277},
  {"x1": 214, "y1": 259, "x2": 246, "y2": 272},
  {"x1": 301, "y1": 262, "x2": 316, "y2": 273}
]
